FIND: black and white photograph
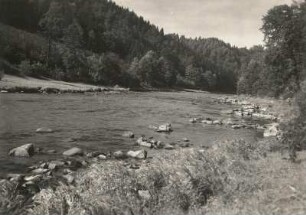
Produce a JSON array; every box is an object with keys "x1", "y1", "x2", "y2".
[{"x1": 0, "y1": 0, "x2": 305, "y2": 214}]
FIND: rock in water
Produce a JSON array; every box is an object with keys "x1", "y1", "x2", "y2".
[
  {"x1": 231, "y1": 124, "x2": 243, "y2": 129},
  {"x1": 127, "y1": 150, "x2": 147, "y2": 159},
  {"x1": 31, "y1": 168, "x2": 49, "y2": 174},
  {"x1": 222, "y1": 118, "x2": 235, "y2": 125},
  {"x1": 36, "y1": 127, "x2": 53, "y2": 133},
  {"x1": 136, "y1": 137, "x2": 153, "y2": 148},
  {"x1": 189, "y1": 118, "x2": 197, "y2": 123},
  {"x1": 122, "y1": 131, "x2": 135, "y2": 138},
  {"x1": 156, "y1": 123, "x2": 173, "y2": 132},
  {"x1": 9, "y1": 144, "x2": 35, "y2": 157},
  {"x1": 98, "y1": 154, "x2": 107, "y2": 160},
  {"x1": 164, "y1": 144, "x2": 175, "y2": 150},
  {"x1": 63, "y1": 174, "x2": 75, "y2": 184},
  {"x1": 179, "y1": 142, "x2": 190, "y2": 148},
  {"x1": 86, "y1": 151, "x2": 102, "y2": 158},
  {"x1": 63, "y1": 147, "x2": 84, "y2": 156},
  {"x1": 48, "y1": 160, "x2": 65, "y2": 170},
  {"x1": 113, "y1": 151, "x2": 126, "y2": 159},
  {"x1": 264, "y1": 123, "x2": 279, "y2": 137},
  {"x1": 213, "y1": 120, "x2": 222, "y2": 125},
  {"x1": 182, "y1": 138, "x2": 190, "y2": 142},
  {"x1": 202, "y1": 119, "x2": 213, "y2": 125}
]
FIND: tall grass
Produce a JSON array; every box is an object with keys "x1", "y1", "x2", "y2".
[
  {"x1": 27, "y1": 139, "x2": 272, "y2": 215},
  {"x1": 1, "y1": 136, "x2": 305, "y2": 215}
]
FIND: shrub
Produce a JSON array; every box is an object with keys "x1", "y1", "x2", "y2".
[{"x1": 282, "y1": 80, "x2": 306, "y2": 161}]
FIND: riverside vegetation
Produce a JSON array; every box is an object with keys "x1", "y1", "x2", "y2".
[{"x1": 0, "y1": 0, "x2": 306, "y2": 215}]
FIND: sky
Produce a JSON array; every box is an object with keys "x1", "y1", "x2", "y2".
[{"x1": 113, "y1": 0, "x2": 293, "y2": 48}]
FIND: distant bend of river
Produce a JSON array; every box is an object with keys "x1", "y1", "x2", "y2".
[{"x1": 0, "y1": 91, "x2": 259, "y2": 175}]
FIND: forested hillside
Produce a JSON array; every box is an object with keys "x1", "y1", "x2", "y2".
[
  {"x1": 0, "y1": 0, "x2": 305, "y2": 96},
  {"x1": 0, "y1": 0, "x2": 245, "y2": 92}
]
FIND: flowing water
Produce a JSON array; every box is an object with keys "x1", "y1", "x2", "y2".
[{"x1": 0, "y1": 91, "x2": 259, "y2": 176}]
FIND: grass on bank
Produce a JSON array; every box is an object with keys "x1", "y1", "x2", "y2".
[
  {"x1": 0, "y1": 74, "x2": 102, "y2": 92},
  {"x1": 1, "y1": 136, "x2": 304, "y2": 215}
]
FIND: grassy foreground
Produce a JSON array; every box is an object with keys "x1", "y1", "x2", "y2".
[{"x1": 1, "y1": 137, "x2": 305, "y2": 215}]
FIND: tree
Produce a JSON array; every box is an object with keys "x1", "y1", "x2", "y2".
[
  {"x1": 261, "y1": 3, "x2": 306, "y2": 96},
  {"x1": 158, "y1": 57, "x2": 177, "y2": 86},
  {"x1": 137, "y1": 50, "x2": 160, "y2": 86}
]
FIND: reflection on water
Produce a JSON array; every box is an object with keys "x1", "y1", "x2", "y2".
[{"x1": 0, "y1": 91, "x2": 257, "y2": 175}]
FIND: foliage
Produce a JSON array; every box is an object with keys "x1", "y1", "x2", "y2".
[
  {"x1": 282, "y1": 81, "x2": 306, "y2": 161},
  {"x1": 0, "y1": 0, "x2": 248, "y2": 91},
  {"x1": 238, "y1": 1, "x2": 306, "y2": 97},
  {"x1": 28, "y1": 139, "x2": 270, "y2": 215}
]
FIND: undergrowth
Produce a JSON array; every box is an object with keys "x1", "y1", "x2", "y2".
[{"x1": 26, "y1": 139, "x2": 273, "y2": 215}]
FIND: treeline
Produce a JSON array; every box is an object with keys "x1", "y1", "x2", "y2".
[
  {"x1": 0, "y1": 0, "x2": 245, "y2": 92},
  {"x1": 238, "y1": 1, "x2": 306, "y2": 98},
  {"x1": 0, "y1": 0, "x2": 305, "y2": 95}
]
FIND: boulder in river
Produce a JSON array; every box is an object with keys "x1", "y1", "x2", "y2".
[
  {"x1": 122, "y1": 131, "x2": 135, "y2": 138},
  {"x1": 222, "y1": 118, "x2": 235, "y2": 125},
  {"x1": 189, "y1": 118, "x2": 197, "y2": 123},
  {"x1": 231, "y1": 124, "x2": 243, "y2": 129},
  {"x1": 179, "y1": 142, "x2": 190, "y2": 148},
  {"x1": 36, "y1": 127, "x2": 54, "y2": 133},
  {"x1": 31, "y1": 168, "x2": 49, "y2": 174},
  {"x1": 182, "y1": 138, "x2": 190, "y2": 142},
  {"x1": 164, "y1": 144, "x2": 175, "y2": 150},
  {"x1": 264, "y1": 123, "x2": 279, "y2": 137},
  {"x1": 9, "y1": 143, "x2": 35, "y2": 157},
  {"x1": 136, "y1": 137, "x2": 153, "y2": 148},
  {"x1": 127, "y1": 150, "x2": 147, "y2": 159},
  {"x1": 45, "y1": 149, "x2": 57, "y2": 154},
  {"x1": 86, "y1": 151, "x2": 102, "y2": 158},
  {"x1": 213, "y1": 120, "x2": 222, "y2": 125},
  {"x1": 98, "y1": 154, "x2": 107, "y2": 160},
  {"x1": 153, "y1": 141, "x2": 164, "y2": 149},
  {"x1": 7, "y1": 174, "x2": 24, "y2": 181},
  {"x1": 24, "y1": 175, "x2": 42, "y2": 182},
  {"x1": 202, "y1": 119, "x2": 213, "y2": 125},
  {"x1": 113, "y1": 151, "x2": 126, "y2": 159},
  {"x1": 48, "y1": 160, "x2": 66, "y2": 170},
  {"x1": 156, "y1": 123, "x2": 173, "y2": 132},
  {"x1": 63, "y1": 147, "x2": 84, "y2": 156}
]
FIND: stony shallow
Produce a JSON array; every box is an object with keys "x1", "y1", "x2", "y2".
[{"x1": 0, "y1": 91, "x2": 261, "y2": 176}]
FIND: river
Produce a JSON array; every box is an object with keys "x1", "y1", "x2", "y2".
[{"x1": 0, "y1": 91, "x2": 260, "y2": 176}]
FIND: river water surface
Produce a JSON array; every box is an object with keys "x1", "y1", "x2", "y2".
[{"x1": 0, "y1": 91, "x2": 259, "y2": 176}]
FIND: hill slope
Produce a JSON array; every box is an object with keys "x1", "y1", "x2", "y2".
[{"x1": 0, "y1": 0, "x2": 246, "y2": 92}]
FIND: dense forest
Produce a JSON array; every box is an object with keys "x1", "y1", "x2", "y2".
[
  {"x1": 0, "y1": 0, "x2": 245, "y2": 92},
  {"x1": 0, "y1": 0, "x2": 305, "y2": 96}
]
